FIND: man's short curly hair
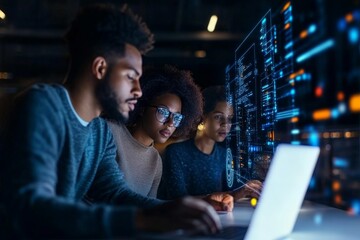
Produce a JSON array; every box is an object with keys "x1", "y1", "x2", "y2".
[
  {"x1": 128, "y1": 65, "x2": 203, "y2": 138},
  {"x1": 65, "y1": 3, "x2": 154, "y2": 73}
]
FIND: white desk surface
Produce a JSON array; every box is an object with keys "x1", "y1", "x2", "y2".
[{"x1": 220, "y1": 200, "x2": 360, "y2": 240}]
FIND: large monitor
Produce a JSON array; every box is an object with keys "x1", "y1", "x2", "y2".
[{"x1": 225, "y1": 0, "x2": 360, "y2": 213}]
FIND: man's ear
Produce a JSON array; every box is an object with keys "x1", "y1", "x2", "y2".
[{"x1": 92, "y1": 57, "x2": 107, "y2": 80}]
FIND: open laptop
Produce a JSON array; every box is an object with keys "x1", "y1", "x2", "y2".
[
  {"x1": 143, "y1": 144, "x2": 320, "y2": 240},
  {"x1": 243, "y1": 144, "x2": 320, "y2": 239},
  {"x1": 196, "y1": 143, "x2": 320, "y2": 240}
]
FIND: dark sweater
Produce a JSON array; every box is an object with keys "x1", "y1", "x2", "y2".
[
  {"x1": 158, "y1": 139, "x2": 228, "y2": 199},
  {"x1": 0, "y1": 84, "x2": 161, "y2": 238}
]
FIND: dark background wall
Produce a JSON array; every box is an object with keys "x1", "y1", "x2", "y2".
[{"x1": 0, "y1": 0, "x2": 276, "y2": 92}]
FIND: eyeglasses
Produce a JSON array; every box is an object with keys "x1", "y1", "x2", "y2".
[{"x1": 149, "y1": 105, "x2": 184, "y2": 128}]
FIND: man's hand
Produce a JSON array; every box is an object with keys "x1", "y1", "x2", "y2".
[
  {"x1": 136, "y1": 196, "x2": 221, "y2": 235},
  {"x1": 203, "y1": 193, "x2": 234, "y2": 212},
  {"x1": 232, "y1": 180, "x2": 262, "y2": 201}
]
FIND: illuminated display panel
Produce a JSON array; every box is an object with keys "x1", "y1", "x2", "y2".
[{"x1": 226, "y1": 0, "x2": 360, "y2": 213}]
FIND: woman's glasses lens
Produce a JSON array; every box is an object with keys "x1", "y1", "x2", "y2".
[{"x1": 151, "y1": 106, "x2": 184, "y2": 127}]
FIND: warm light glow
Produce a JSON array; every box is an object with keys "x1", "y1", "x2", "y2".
[
  {"x1": 290, "y1": 117, "x2": 298, "y2": 123},
  {"x1": 194, "y1": 50, "x2": 206, "y2": 58},
  {"x1": 288, "y1": 69, "x2": 305, "y2": 80},
  {"x1": 0, "y1": 9, "x2": 5, "y2": 20},
  {"x1": 300, "y1": 30, "x2": 308, "y2": 39},
  {"x1": 315, "y1": 86, "x2": 323, "y2": 97},
  {"x1": 349, "y1": 94, "x2": 360, "y2": 112},
  {"x1": 345, "y1": 13, "x2": 353, "y2": 23},
  {"x1": 334, "y1": 194, "x2": 342, "y2": 204},
  {"x1": 337, "y1": 91, "x2": 345, "y2": 101},
  {"x1": 207, "y1": 15, "x2": 218, "y2": 32},
  {"x1": 250, "y1": 198, "x2": 257, "y2": 207},
  {"x1": 267, "y1": 131, "x2": 274, "y2": 140},
  {"x1": 0, "y1": 72, "x2": 10, "y2": 79},
  {"x1": 313, "y1": 109, "x2": 331, "y2": 120},
  {"x1": 344, "y1": 132, "x2": 351, "y2": 138},
  {"x1": 282, "y1": 2, "x2": 291, "y2": 13},
  {"x1": 332, "y1": 181, "x2": 341, "y2": 191},
  {"x1": 197, "y1": 123, "x2": 205, "y2": 131},
  {"x1": 331, "y1": 132, "x2": 341, "y2": 138},
  {"x1": 284, "y1": 23, "x2": 291, "y2": 30}
]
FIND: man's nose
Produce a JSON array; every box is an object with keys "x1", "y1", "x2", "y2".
[
  {"x1": 133, "y1": 80, "x2": 142, "y2": 98},
  {"x1": 165, "y1": 114, "x2": 176, "y2": 127}
]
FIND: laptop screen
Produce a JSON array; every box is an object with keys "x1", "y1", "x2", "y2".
[{"x1": 244, "y1": 144, "x2": 320, "y2": 240}]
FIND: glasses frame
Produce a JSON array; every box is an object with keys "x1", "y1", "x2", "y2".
[{"x1": 149, "y1": 105, "x2": 184, "y2": 128}]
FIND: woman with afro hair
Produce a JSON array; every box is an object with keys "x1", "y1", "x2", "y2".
[{"x1": 104, "y1": 65, "x2": 234, "y2": 212}]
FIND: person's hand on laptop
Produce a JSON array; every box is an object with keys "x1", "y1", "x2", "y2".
[
  {"x1": 203, "y1": 192, "x2": 234, "y2": 212},
  {"x1": 135, "y1": 196, "x2": 222, "y2": 234},
  {"x1": 231, "y1": 180, "x2": 263, "y2": 201}
]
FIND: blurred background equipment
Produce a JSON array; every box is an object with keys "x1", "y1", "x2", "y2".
[{"x1": 225, "y1": 0, "x2": 360, "y2": 214}]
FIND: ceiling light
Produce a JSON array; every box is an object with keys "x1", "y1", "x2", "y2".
[
  {"x1": 207, "y1": 15, "x2": 218, "y2": 32},
  {"x1": 194, "y1": 50, "x2": 206, "y2": 58},
  {"x1": 0, "y1": 9, "x2": 5, "y2": 20}
]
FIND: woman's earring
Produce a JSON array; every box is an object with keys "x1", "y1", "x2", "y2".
[{"x1": 197, "y1": 122, "x2": 205, "y2": 131}]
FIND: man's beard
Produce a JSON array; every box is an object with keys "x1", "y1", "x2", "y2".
[{"x1": 96, "y1": 72, "x2": 127, "y2": 124}]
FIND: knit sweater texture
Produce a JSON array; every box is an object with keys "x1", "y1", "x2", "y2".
[
  {"x1": 0, "y1": 84, "x2": 161, "y2": 238},
  {"x1": 107, "y1": 121, "x2": 162, "y2": 197},
  {"x1": 158, "y1": 139, "x2": 228, "y2": 199}
]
